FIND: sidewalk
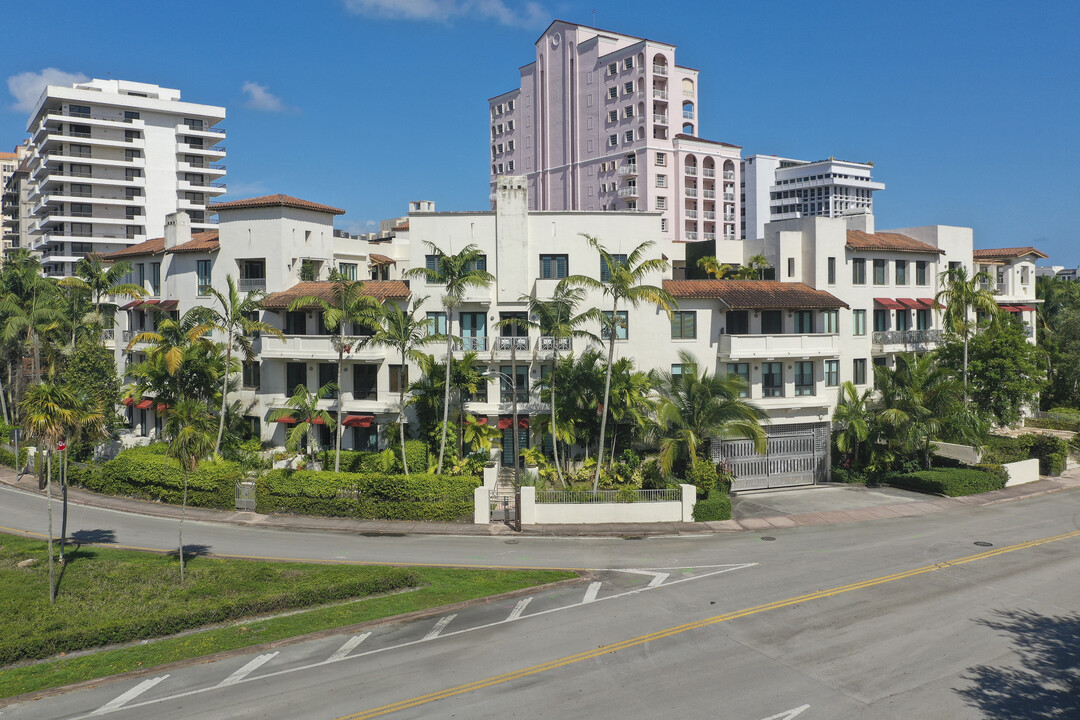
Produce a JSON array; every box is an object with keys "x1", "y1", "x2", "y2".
[{"x1": 2, "y1": 465, "x2": 1079, "y2": 538}]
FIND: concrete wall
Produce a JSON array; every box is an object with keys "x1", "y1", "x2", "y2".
[
  {"x1": 933, "y1": 442, "x2": 982, "y2": 465},
  {"x1": 1003, "y1": 458, "x2": 1040, "y2": 487},
  {"x1": 517, "y1": 484, "x2": 695, "y2": 524}
]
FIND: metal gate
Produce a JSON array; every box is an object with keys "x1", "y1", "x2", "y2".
[
  {"x1": 713, "y1": 422, "x2": 829, "y2": 492},
  {"x1": 235, "y1": 480, "x2": 256, "y2": 511}
]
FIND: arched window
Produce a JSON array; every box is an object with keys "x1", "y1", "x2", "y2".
[
  {"x1": 683, "y1": 123, "x2": 694, "y2": 135},
  {"x1": 682, "y1": 78, "x2": 694, "y2": 96},
  {"x1": 682, "y1": 101, "x2": 694, "y2": 120}
]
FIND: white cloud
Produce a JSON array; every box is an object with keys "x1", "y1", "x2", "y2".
[
  {"x1": 7, "y1": 68, "x2": 89, "y2": 112},
  {"x1": 343, "y1": 219, "x2": 380, "y2": 235},
  {"x1": 342, "y1": 0, "x2": 547, "y2": 27},
  {"x1": 241, "y1": 81, "x2": 292, "y2": 113},
  {"x1": 222, "y1": 180, "x2": 268, "y2": 197}
]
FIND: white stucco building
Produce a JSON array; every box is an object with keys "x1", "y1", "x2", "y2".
[{"x1": 20, "y1": 78, "x2": 225, "y2": 277}]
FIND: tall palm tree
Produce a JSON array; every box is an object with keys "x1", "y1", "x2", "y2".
[
  {"x1": 58, "y1": 388, "x2": 106, "y2": 563},
  {"x1": 654, "y1": 350, "x2": 767, "y2": 477},
  {"x1": 1, "y1": 253, "x2": 63, "y2": 389},
  {"x1": 606, "y1": 358, "x2": 655, "y2": 464},
  {"x1": 127, "y1": 307, "x2": 216, "y2": 376},
  {"x1": 365, "y1": 297, "x2": 434, "y2": 476},
  {"x1": 734, "y1": 254, "x2": 772, "y2": 280},
  {"x1": 287, "y1": 270, "x2": 379, "y2": 472},
  {"x1": 268, "y1": 382, "x2": 337, "y2": 459},
  {"x1": 21, "y1": 382, "x2": 76, "y2": 603},
  {"x1": 403, "y1": 242, "x2": 494, "y2": 474},
  {"x1": 696, "y1": 256, "x2": 735, "y2": 279},
  {"x1": 833, "y1": 381, "x2": 873, "y2": 469},
  {"x1": 874, "y1": 353, "x2": 965, "y2": 469},
  {"x1": 127, "y1": 308, "x2": 221, "y2": 412},
  {"x1": 205, "y1": 275, "x2": 283, "y2": 454},
  {"x1": 72, "y1": 256, "x2": 147, "y2": 322},
  {"x1": 166, "y1": 397, "x2": 215, "y2": 584},
  {"x1": 935, "y1": 264, "x2": 999, "y2": 395},
  {"x1": 561, "y1": 236, "x2": 675, "y2": 490}
]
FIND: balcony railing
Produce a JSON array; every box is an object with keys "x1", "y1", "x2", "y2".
[
  {"x1": 618, "y1": 186, "x2": 639, "y2": 198},
  {"x1": 684, "y1": 165, "x2": 697, "y2": 176},
  {"x1": 720, "y1": 333, "x2": 841, "y2": 359},
  {"x1": 495, "y1": 336, "x2": 529, "y2": 352},
  {"x1": 724, "y1": 193, "x2": 736, "y2": 201},
  {"x1": 685, "y1": 231, "x2": 698, "y2": 240},
  {"x1": 702, "y1": 168, "x2": 715, "y2": 178},
  {"x1": 683, "y1": 109, "x2": 694, "y2": 119},
  {"x1": 685, "y1": 210, "x2": 698, "y2": 219},
  {"x1": 461, "y1": 336, "x2": 488, "y2": 351},
  {"x1": 538, "y1": 336, "x2": 571, "y2": 352},
  {"x1": 618, "y1": 164, "x2": 638, "y2": 176},
  {"x1": 724, "y1": 170, "x2": 736, "y2": 180},
  {"x1": 703, "y1": 189, "x2": 716, "y2": 199},
  {"x1": 872, "y1": 329, "x2": 944, "y2": 346},
  {"x1": 703, "y1": 211, "x2": 716, "y2": 220},
  {"x1": 703, "y1": 232, "x2": 716, "y2": 241},
  {"x1": 653, "y1": 89, "x2": 668, "y2": 99},
  {"x1": 238, "y1": 278, "x2": 266, "y2": 292},
  {"x1": 653, "y1": 114, "x2": 669, "y2": 124},
  {"x1": 684, "y1": 188, "x2": 698, "y2": 197},
  {"x1": 653, "y1": 64, "x2": 668, "y2": 76}
]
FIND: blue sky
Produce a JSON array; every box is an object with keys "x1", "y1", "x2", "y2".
[{"x1": 4, "y1": 0, "x2": 1078, "y2": 263}]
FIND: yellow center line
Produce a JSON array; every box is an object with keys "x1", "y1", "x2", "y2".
[{"x1": 335, "y1": 528, "x2": 1080, "y2": 720}]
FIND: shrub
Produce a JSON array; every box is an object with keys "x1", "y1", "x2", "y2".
[
  {"x1": 1025, "y1": 434, "x2": 1068, "y2": 476},
  {"x1": 692, "y1": 490, "x2": 731, "y2": 522},
  {"x1": 981, "y1": 435, "x2": 1029, "y2": 465},
  {"x1": 256, "y1": 469, "x2": 479, "y2": 522},
  {"x1": 687, "y1": 460, "x2": 718, "y2": 499},
  {"x1": 322, "y1": 440, "x2": 429, "y2": 474},
  {"x1": 1024, "y1": 417, "x2": 1080, "y2": 432},
  {"x1": 0, "y1": 446, "x2": 28, "y2": 470},
  {"x1": 70, "y1": 449, "x2": 241, "y2": 510},
  {"x1": 888, "y1": 467, "x2": 1006, "y2": 497},
  {"x1": 832, "y1": 466, "x2": 867, "y2": 484}
]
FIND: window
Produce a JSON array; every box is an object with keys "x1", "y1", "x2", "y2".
[
  {"x1": 853, "y1": 358, "x2": 867, "y2": 385},
  {"x1": 623, "y1": 57, "x2": 634, "y2": 70},
  {"x1": 460, "y1": 312, "x2": 487, "y2": 350},
  {"x1": 896, "y1": 311, "x2": 910, "y2": 331},
  {"x1": 671, "y1": 311, "x2": 696, "y2": 339},
  {"x1": 787, "y1": 258, "x2": 795, "y2": 278},
  {"x1": 608, "y1": 62, "x2": 618, "y2": 76},
  {"x1": 895, "y1": 260, "x2": 907, "y2": 285},
  {"x1": 69, "y1": 104, "x2": 91, "y2": 116},
  {"x1": 949, "y1": 261, "x2": 961, "y2": 271},
  {"x1": 660, "y1": 218, "x2": 669, "y2": 233},
  {"x1": 507, "y1": 120, "x2": 514, "y2": 130},
  {"x1": 600, "y1": 254, "x2": 627, "y2": 282},
  {"x1": 353, "y1": 364, "x2": 377, "y2": 400},
  {"x1": 71, "y1": 202, "x2": 92, "y2": 217},
  {"x1": 126, "y1": 168, "x2": 143, "y2": 180},
  {"x1": 760, "y1": 310, "x2": 783, "y2": 334},
  {"x1": 624, "y1": 130, "x2": 634, "y2": 143},
  {"x1": 793, "y1": 310, "x2": 814, "y2": 334},
  {"x1": 916, "y1": 260, "x2": 928, "y2": 286},
  {"x1": 354, "y1": 426, "x2": 378, "y2": 452},
  {"x1": 467, "y1": 255, "x2": 487, "y2": 272},
  {"x1": 795, "y1": 361, "x2": 814, "y2": 396},
  {"x1": 624, "y1": 106, "x2": 634, "y2": 119},
  {"x1": 656, "y1": 196, "x2": 667, "y2": 210},
  {"x1": 285, "y1": 311, "x2": 307, "y2": 335},
  {"x1": 424, "y1": 254, "x2": 441, "y2": 284},
  {"x1": 286, "y1": 362, "x2": 307, "y2": 395},
  {"x1": 853, "y1": 309, "x2": 866, "y2": 336},
  {"x1": 540, "y1": 254, "x2": 568, "y2": 279},
  {"x1": 426, "y1": 311, "x2": 447, "y2": 336},
  {"x1": 916, "y1": 309, "x2": 930, "y2": 331},
  {"x1": 656, "y1": 174, "x2": 667, "y2": 187},
  {"x1": 726, "y1": 310, "x2": 749, "y2": 335},
  {"x1": 608, "y1": 134, "x2": 618, "y2": 147},
  {"x1": 623, "y1": 81, "x2": 634, "y2": 94},
  {"x1": 823, "y1": 310, "x2": 839, "y2": 333},
  {"x1": 827, "y1": 257, "x2": 836, "y2": 284},
  {"x1": 507, "y1": 140, "x2": 514, "y2": 151},
  {"x1": 497, "y1": 163, "x2": 503, "y2": 173},
  {"x1": 499, "y1": 364, "x2": 529, "y2": 403},
  {"x1": 319, "y1": 363, "x2": 338, "y2": 398},
  {"x1": 656, "y1": 152, "x2": 666, "y2": 166},
  {"x1": 873, "y1": 309, "x2": 889, "y2": 332},
  {"x1": 196, "y1": 259, "x2": 212, "y2": 295},
  {"x1": 389, "y1": 365, "x2": 408, "y2": 393},
  {"x1": 508, "y1": 161, "x2": 515, "y2": 172},
  {"x1": 762, "y1": 362, "x2": 783, "y2": 397},
  {"x1": 338, "y1": 262, "x2": 357, "y2": 281},
  {"x1": 496, "y1": 143, "x2": 503, "y2": 154},
  {"x1": 125, "y1": 148, "x2": 142, "y2": 160},
  {"x1": 852, "y1": 258, "x2": 866, "y2": 285},
  {"x1": 608, "y1": 87, "x2": 618, "y2": 100},
  {"x1": 242, "y1": 361, "x2": 261, "y2": 390},
  {"x1": 873, "y1": 259, "x2": 887, "y2": 285},
  {"x1": 609, "y1": 110, "x2": 618, "y2": 123},
  {"x1": 825, "y1": 359, "x2": 839, "y2": 387},
  {"x1": 507, "y1": 100, "x2": 514, "y2": 110},
  {"x1": 150, "y1": 262, "x2": 161, "y2": 295},
  {"x1": 601, "y1": 310, "x2": 629, "y2": 340},
  {"x1": 727, "y1": 363, "x2": 750, "y2": 397},
  {"x1": 500, "y1": 312, "x2": 528, "y2": 337}
]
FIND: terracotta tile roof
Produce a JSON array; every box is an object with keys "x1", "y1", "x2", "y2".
[
  {"x1": 167, "y1": 231, "x2": 219, "y2": 254},
  {"x1": 100, "y1": 237, "x2": 166, "y2": 260},
  {"x1": 846, "y1": 230, "x2": 944, "y2": 254},
  {"x1": 392, "y1": 220, "x2": 409, "y2": 232},
  {"x1": 262, "y1": 280, "x2": 410, "y2": 309},
  {"x1": 210, "y1": 194, "x2": 346, "y2": 216},
  {"x1": 663, "y1": 280, "x2": 848, "y2": 309},
  {"x1": 972, "y1": 246, "x2": 1048, "y2": 260},
  {"x1": 0, "y1": 152, "x2": 16, "y2": 160},
  {"x1": 368, "y1": 253, "x2": 396, "y2": 265}
]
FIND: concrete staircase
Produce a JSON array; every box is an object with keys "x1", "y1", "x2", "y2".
[{"x1": 494, "y1": 467, "x2": 517, "y2": 500}]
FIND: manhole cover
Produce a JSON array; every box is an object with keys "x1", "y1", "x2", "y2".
[
  {"x1": 504, "y1": 539, "x2": 519, "y2": 545},
  {"x1": 760, "y1": 536, "x2": 776, "y2": 542},
  {"x1": 622, "y1": 535, "x2": 644, "y2": 541},
  {"x1": 974, "y1": 541, "x2": 993, "y2": 547}
]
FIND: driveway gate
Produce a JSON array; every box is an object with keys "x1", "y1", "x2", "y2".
[
  {"x1": 235, "y1": 480, "x2": 257, "y2": 511},
  {"x1": 713, "y1": 422, "x2": 829, "y2": 492}
]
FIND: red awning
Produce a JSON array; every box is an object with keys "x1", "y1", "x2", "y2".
[
  {"x1": 896, "y1": 298, "x2": 923, "y2": 309},
  {"x1": 919, "y1": 297, "x2": 944, "y2": 310},
  {"x1": 343, "y1": 414, "x2": 375, "y2": 428},
  {"x1": 310, "y1": 416, "x2": 326, "y2": 425},
  {"x1": 121, "y1": 300, "x2": 142, "y2": 310},
  {"x1": 135, "y1": 399, "x2": 153, "y2": 410},
  {"x1": 274, "y1": 416, "x2": 297, "y2": 424},
  {"x1": 874, "y1": 298, "x2": 905, "y2": 310},
  {"x1": 1016, "y1": 305, "x2": 1036, "y2": 311},
  {"x1": 472, "y1": 417, "x2": 488, "y2": 425},
  {"x1": 497, "y1": 416, "x2": 529, "y2": 429},
  {"x1": 122, "y1": 396, "x2": 134, "y2": 406},
  {"x1": 1000, "y1": 305, "x2": 1018, "y2": 312},
  {"x1": 156, "y1": 300, "x2": 179, "y2": 311}
]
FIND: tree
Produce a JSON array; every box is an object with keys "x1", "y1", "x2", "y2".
[
  {"x1": 407, "y1": 351, "x2": 484, "y2": 461},
  {"x1": 165, "y1": 397, "x2": 215, "y2": 584},
  {"x1": 654, "y1": 350, "x2": 767, "y2": 477},
  {"x1": 1035, "y1": 276, "x2": 1080, "y2": 409},
  {"x1": 697, "y1": 256, "x2": 735, "y2": 279},
  {"x1": 605, "y1": 357, "x2": 655, "y2": 465},
  {"x1": 58, "y1": 387, "x2": 106, "y2": 563},
  {"x1": 734, "y1": 254, "x2": 772, "y2": 280},
  {"x1": 267, "y1": 382, "x2": 337, "y2": 458},
  {"x1": 65, "y1": 338, "x2": 123, "y2": 460},
  {"x1": 561, "y1": 236, "x2": 675, "y2": 490},
  {"x1": 1, "y1": 250, "x2": 63, "y2": 393},
  {"x1": 205, "y1": 275, "x2": 283, "y2": 454},
  {"x1": 70, "y1": 256, "x2": 147, "y2": 325},
  {"x1": 365, "y1": 298, "x2": 435, "y2": 476},
  {"x1": 126, "y1": 308, "x2": 222, "y2": 408},
  {"x1": 403, "y1": 242, "x2": 494, "y2": 474},
  {"x1": 874, "y1": 353, "x2": 966, "y2": 469},
  {"x1": 935, "y1": 264, "x2": 999, "y2": 395},
  {"x1": 20, "y1": 382, "x2": 76, "y2": 603},
  {"x1": 937, "y1": 317, "x2": 1047, "y2": 427},
  {"x1": 833, "y1": 381, "x2": 873, "y2": 469}
]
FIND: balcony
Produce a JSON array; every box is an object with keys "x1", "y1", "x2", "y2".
[
  {"x1": 238, "y1": 278, "x2": 266, "y2": 292},
  {"x1": 259, "y1": 334, "x2": 384, "y2": 360},
  {"x1": 703, "y1": 210, "x2": 716, "y2": 220},
  {"x1": 618, "y1": 186, "x2": 639, "y2": 198},
  {"x1": 538, "y1": 336, "x2": 572, "y2": 352},
  {"x1": 684, "y1": 188, "x2": 698, "y2": 197},
  {"x1": 703, "y1": 189, "x2": 716, "y2": 199},
  {"x1": 703, "y1": 233, "x2": 716, "y2": 241},
  {"x1": 653, "y1": 64, "x2": 668, "y2": 76},
  {"x1": 617, "y1": 164, "x2": 638, "y2": 176},
  {"x1": 653, "y1": 89, "x2": 668, "y2": 100},
  {"x1": 872, "y1": 329, "x2": 944, "y2": 352},
  {"x1": 460, "y1": 336, "x2": 489, "y2": 352},
  {"x1": 494, "y1": 336, "x2": 529, "y2": 354},
  {"x1": 653, "y1": 114, "x2": 668, "y2": 124},
  {"x1": 702, "y1": 168, "x2": 716, "y2": 178},
  {"x1": 685, "y1": 231, "x2": 699, "y2": 240},
  {"x1": 683, "y1": 109, "x2": 694, "y2": 119},
  {"x1": 724, "y1": 214, "x2": 736, "y2": 222},
  {"x1": 685, "y1": 210, "x2": 698, "y2": 219},
  {"x1": 719, "y1": 333, "x2": 841, "y2": 360},
  {"x1": 724, "y1": 192, "x2": 736, "y2": 201},
  {"x1": 684, "y1": 166, "x2": 697, "y2": 176}
]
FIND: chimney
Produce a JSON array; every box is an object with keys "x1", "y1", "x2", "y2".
[{"x1": 164, "y1": 211, "x2": 191, "y2": 250}]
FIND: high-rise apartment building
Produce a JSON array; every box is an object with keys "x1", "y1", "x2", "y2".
[
  {"x1": 20, "y1": 79, "x2": 225, "y2": 277},
  {"x1": 1, "y1": 140, "x2": 33, "y2": 255},
  {"x1": 488, "y1": 20, "x2": 741, "y2": 266},
  {"x1": 740, "y1": 154, "x2": 884, "y2": 240}
]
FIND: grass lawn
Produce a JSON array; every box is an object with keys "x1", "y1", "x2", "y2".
[{"x1": 0, "y1": 533, "x2": 575, "y2": 700}]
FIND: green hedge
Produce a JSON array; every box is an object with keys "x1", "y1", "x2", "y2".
[
  {"x1": 692, "y1": 490, "x2": 732, "y2": 522},
  {"x1": 888, "y1": 467, "x2": 1006, "y2": 497},
  {"x1": 1024, "y1": 417, "x2": 1080, "y2": 432},
  {"x1": 1026, "y1": 435, "x2": 1068, "y2": 476},
  {"x1": 0, "y1": 446, "x2": 28, "y2": 470},
  {"x1": 70, "y1": 449, "x2": 241, "y2": 510},
  {"x1": 832, "y1": 466, "x2": 868, "y2": 484},
  {"x1": 320, "y1": 440, "x2": 429, "y2": 474},
  {"x1": 256, "y1": 469, "x2": 479, "y2": 521}
]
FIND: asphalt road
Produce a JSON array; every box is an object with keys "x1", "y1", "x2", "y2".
[{"x1": 3, "y1": 483, "x2": 1079, "y2": 720}]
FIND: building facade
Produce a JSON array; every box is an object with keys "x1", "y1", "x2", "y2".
[{"x1": 20, "y1": 79, "x2": 225, "y2": 277}]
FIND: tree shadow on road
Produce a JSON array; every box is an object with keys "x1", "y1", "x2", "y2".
[
  {"x1": 69, "y1": 528, "x2": 117, "y2": 545},
  {"x1": 956, "y1": 608, "x2": 1080, "y2": 719},
  {"x1": 164, "y1": 544, "x2": 213, "y2": 561}
]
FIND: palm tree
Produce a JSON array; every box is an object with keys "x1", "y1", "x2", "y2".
[
  {"x1": 696, "y1": 256, "x2": 735, "y2": 279},
  {"x1": 734, "y1": 254, "x2": 772, "y2": 280},
  {"x1": 833, "y1": 381, "x2": 873, "y2": 469},
  {"x1": 286, "y1": 270, "x2": 379, "y2": 473},
  {"x1": 874, "y1": 353, "x2": 965, "y2": 469},
  {"x1": 561, "y1": 236, "x2": 675, "y2": 490},
  {"x1": 71, "y1": 256, "x2": 147, "y2": 323},
  {"x1": 165, "y1": 397, "x2": 215, "y2": 583},
  {"x1": 267, "y1": 382, "x2": 337, "y2": 459},
  {"x1": 654, "y1": 350, "x2": 767, "y2": 477},
  {"x1": 58, "y1": 388, "x2": 106, "y2": 564},
  {"x1": 21, "y1": 382, "x2": 77, "y2": 603},
  {"x1": 127, "y1": 307, "x2": 216, "y2": 376},
  {"x1": 205, "y1": 275, "x2": 283, "y2": 454},
  {"x1": 403, "y1": 242, "x2": 494, "y2": 474},
  {"x1": 1, "y1": 252, "x2": 63, "y2": 390},
  {"x1": 935, "y1": 264, "x2": 999, "y2": 395},
  {"x1": 606, "y1": 358, "x2": 656, "y2": 464},
  {"x1": 365, "y1": 297, "x2": 435, "y2": 476},
  {"x1": 127, "y1": 308, "x2": 221, "y2": 412}
]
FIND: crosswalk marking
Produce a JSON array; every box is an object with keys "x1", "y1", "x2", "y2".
[
  {"x1": 582, "y1": 581, "x2": 602, "y2": 603},
  {"x1": 423, "y1": 614, "x2": 457, "y2": 640},
  {"x1": 327, "y1": 633, "x2": 371, "y2": 663},
  {"x1": 620, "y1": 569, "x2": 670, "y2": 587},
  {"x1": 505, "y1": 597, "x2": 532, "y2": 622},
  {"x1": 216, "y1": 652, "x2": 278, "y2": 687},
  {"x1": 89, "y1": 675, "x2": 169, "y2": 715}
]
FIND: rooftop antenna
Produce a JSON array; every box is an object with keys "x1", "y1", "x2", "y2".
[{"x1": 592, "y1": 9, "x2": 596, "y2": 27}]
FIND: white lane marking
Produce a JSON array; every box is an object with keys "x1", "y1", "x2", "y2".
[
  {"x1": 215, "y1": 652, "x2": 278, "y2": 687},
  {"x1": 88, "y1": 675, "x2": 169, "y2": 715},
  {"x1": 505, "y1": 597, "x2": 532, "y2": 622},
  {"x1": 423, "y1": 614, "x2": 457, "y2": 640},
  {"x1": 68, "y1": 563, "x2": 757, "y2": 719},
  {"x1": 327, "y1": 633, "x2": 371, "y2": 662},
  {"x1": 760, "y1": 705, "x2": 810, "y2": 720},
  {"x1": 619, "y1": 569, "x2": 670, "y2": 587},
  {"x1": 582, "y1": 581, "x2": 602, "y2": 603}
]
